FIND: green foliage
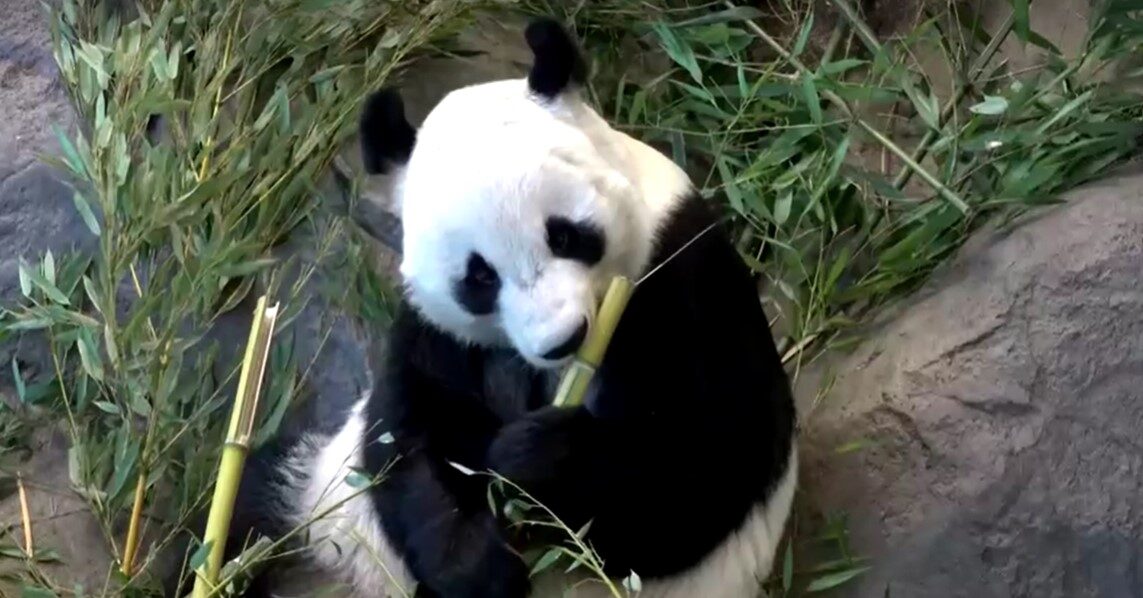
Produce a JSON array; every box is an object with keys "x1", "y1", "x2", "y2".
[{"x1": 541, "y1": 0, "x2": 1143, "y2": 373}]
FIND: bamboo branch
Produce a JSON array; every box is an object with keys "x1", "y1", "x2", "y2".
[
  {"x1": 893, "y1": 10, "x2": 1020, "y2": 189},
  {"x1": 727, "y1": 1, "x2": 970, "y2": 213}
]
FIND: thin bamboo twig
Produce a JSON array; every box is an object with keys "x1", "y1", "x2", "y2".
[
  {"x1": 192, "y1": 296, "x2": 280, "y2": 598},
  {"x1": 820, "y1": 21, "x2": 849, "y2": 65},
  {"x1": 893, "y1": 10, "x2": 1020, "y2": 189},
  {"x1": 17, "y1": 473, "x2": 33, "y2": 557},
  {"x1": 727, "y1": 1, "x2": 970, "y2": 213},
  {"x1": 826, "y1": 0, "x2": 882, "y2": 56}
]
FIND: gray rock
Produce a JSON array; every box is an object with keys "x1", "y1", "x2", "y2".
[
  {"x1": 0, "y1": 163, "x2": 94, "y2": 383},
  {"x1": 0, "y1": 0, "x2": 87, "y2": 383},
  {"x1": 797, "y1": 167, "x2": 1143, "y2": 598},
  {"x1": 0, "y1": 0, "x2": 74, "y2": 184}
]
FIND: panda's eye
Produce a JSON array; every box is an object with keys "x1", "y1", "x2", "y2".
[
  {"x1": 453, "y1": 253, "x2": 500, "y2": 316},
  {"x1": 546, "y1": 217, "x2": 604, "y2": 265}
]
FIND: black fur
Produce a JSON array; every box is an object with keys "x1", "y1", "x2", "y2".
[
  {"x1": 524, "y1": 17, "x2": 586, "y2": 99},
  {"x1": 360, "y1": 87, "x2": 416, "y2": 174}
]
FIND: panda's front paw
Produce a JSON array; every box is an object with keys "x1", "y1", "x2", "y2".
[
  {"x1": 486, "y1": 406, "x2": 601, "y2": 525},
  {"x1": 487, "y1": 406, "x2": 587, "y2": 485},
  {"x1": 411, "y1": 516, "x2": 530, "y2": 598}
]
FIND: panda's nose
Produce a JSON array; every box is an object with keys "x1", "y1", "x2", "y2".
[{"x1": 541, "y1": 319, "x2": 588, "y2": 361}]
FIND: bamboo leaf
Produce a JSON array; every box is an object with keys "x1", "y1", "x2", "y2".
[
  {"x1": 793, "y1": 12, "x2": 814, "y2": 57},
  {"x1": 802, "y1": 74, "x2": 822, "y2": 123},
  {"x1": 806, "y1": 565, "x2": 871, "y2": 592},
  {"x1": 189, "y1": 540, "x2": 214, "y2": 572},
  {"x1": 675, "y1": 6, "x2": 764, "y2": 27},
  {"x1": 77, "y1": 327, "x2": 105, "y2": 381},
  {"x1": 22, "y1": 258, "x2": 71, "y2": 305},
  {"x1": 43, "y1": 251, "x2": 56, "y2": 286},
  {"x1": 17, "y1": 260, "x2": 32, "y2": 297},
  {"x1": 12, "y1": 358, "x2": 27, "y2": 403},
  {"x1": 93, "y1": 400, "x2": 120, "y2": 415},
  {"x1": 52, "y1": 124, "x2": 85, "y2": 176},
  {"x1": 622, "y1": 571, "x2": 642, "y2": 593},
  {"x1": 344, "y1": 469, "x2": 371, "y2": 489},
  {"x1": 774, "y1": 190, "x2": 792, "y2": 225},
  {"x1": 72, "y1": 191, "x2": 101, "y2": 236},
  {"x1": 529, "y1": 548, "x2": 562, "y2": 576},
  {"x1": 1035, "y1": 90, "x2": 1094, "y2": 135},
  {"x1": 652, "y1": 22, "x2": 702, "y2": 84},
  {"x1": 970, "y1": 95, "x2": 1009, "y2": 115},
  {"x1": 1012, "y1": 0, "x2": 1030, "y2": 42}
]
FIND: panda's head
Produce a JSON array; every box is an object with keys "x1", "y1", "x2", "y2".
[{"x1": 360, "y1": 18, "x2": 691, "y2": 368}]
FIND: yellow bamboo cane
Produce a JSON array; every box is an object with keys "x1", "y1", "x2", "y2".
[
  {"x1": 552, "y1": 276, "x2": 634, "y2": 408},
  {"x1": 192, "y1": 296, "x2": 280, "y2": 598}
]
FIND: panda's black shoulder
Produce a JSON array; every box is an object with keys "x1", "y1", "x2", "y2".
[
  {"x1": 647, "y1": 191, "x2": 727, "y2": 266},
  {"x1": 595, "y1": 188, "x2": 791, "y2": 421}
]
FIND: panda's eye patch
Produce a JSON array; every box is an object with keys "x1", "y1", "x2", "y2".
[
  {"x1": 546, "y1": 217, "x2": 604, "y2": 265},
  {"x1": 454, "y1": 253, "x2": 500, "y2": 316}
]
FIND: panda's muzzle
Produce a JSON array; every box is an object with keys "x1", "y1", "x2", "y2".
[{"x1": 540, "y1": 318, "x2": 588, "y2": 361}]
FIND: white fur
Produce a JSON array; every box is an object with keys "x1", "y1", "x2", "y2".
[
  {"x1": 383, "y1": 78, "x2": 692, "y2": 367},
  {"x1": 281, "y1": 397, "x2": 796, "y2": 598},
  {"x1": 281, "y1": 396, "x2": 416, "y2": 597}
]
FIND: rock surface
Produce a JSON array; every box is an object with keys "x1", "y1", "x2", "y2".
[
  {"x1": 0, "y1": 0, "x2": 92, "y2": 377},
  {"x1": 797, "y1": 167, "x2": 1143, "y2": 598}
]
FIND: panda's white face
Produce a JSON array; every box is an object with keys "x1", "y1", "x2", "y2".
[
  {"x1": 360, "y1": 20, "x2": 692, "y2": 368},
  {"x1": 397, "y1": 80, "x2": 657, "y2": 368}
]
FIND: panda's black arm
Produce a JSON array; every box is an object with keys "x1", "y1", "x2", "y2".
[
  {"x1": 369, "y1": 447, "x2": 530, "y2": 598},
  {"x1": 364, "y1": 308, "x2": 531, "y2": 598}
]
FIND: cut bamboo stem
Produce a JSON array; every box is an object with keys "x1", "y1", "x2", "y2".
[
  {"x1": 553, "y1": 277, "x2": 635, "y2": 408},
  {"x1": 192, "y1": 295, "x2": 280, "y2": 598}
]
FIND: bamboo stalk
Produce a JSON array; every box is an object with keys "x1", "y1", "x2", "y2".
[
  {"x1": 553, "y1": 277, "x2": 635, "y2": 408},
  {"x1": 192, "y1": 296, "x2": 280, "y2": 598}
]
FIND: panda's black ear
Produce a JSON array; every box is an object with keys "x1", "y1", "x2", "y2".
[
  {"x1": 525, "y1": 17, "x2": 586, "y2": 99},
  {"x1": 360, "y1": 87, "x2": 417, "y2": 175}
]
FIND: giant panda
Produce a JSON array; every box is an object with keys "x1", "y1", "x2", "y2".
[{"x1": 193, "y1": 16, "x2": 797, "y2": 598}]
